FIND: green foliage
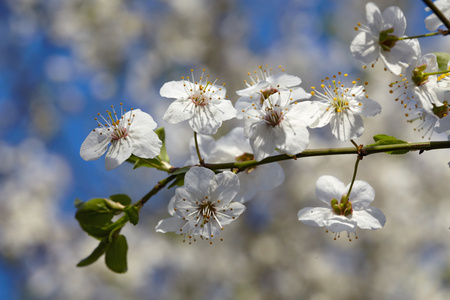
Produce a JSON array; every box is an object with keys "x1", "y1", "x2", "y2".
[
  {"x1": 105, "y1": 234, "x2": 128, "y2": 273},
  {"x1": 434, "y1": 52, "x2": 450, "y2": 71},
  {"x1": 124, "y1": 206, "x2": 139, "y2": 225},
  {"x1": 367, "y1": 134, "x2": 410, "y2": 155},
  {"x1": 155, "y1": 127, "x2": 170, "y2": 163},
  {"x1": 110, "y1": 194, "x2": 132, "y2": 206},
  {"x1": 77, "y1": 238, "x2": 109, "y2": 267}
]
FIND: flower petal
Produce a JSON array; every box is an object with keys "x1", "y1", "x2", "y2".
[
  {"x1": 160, "y1": 80, "x2": 191, "y2": 99},
  {"x1": 330, "y1": 111, "x2": 364, "y2": 141},
  {"x1": 249, "y1": 124, "x2": 278, "y2": 161},
  {"x1": 351, "y1": 207, "x2": 386, "y2": 230},
  {"x1": 382, "y1": 6, "x2": 406, "y2": 35},
  {"x1": 350, "y1": 32, "x2": 379, "y2": 66},
  {"x1": 315, "y1": 175, "x2": 346, "y2": 205},
  {"x1": 297, "y1": 207, "x2": 332, "y2": 227},
  {"x1": 155, "y1": 216, "x2": 187, "y2": 233},
  {"x1": 104, "y1": 138, "x2": 133, "y2": 170},
  {"x1": 163, "y1": 99, "x2": 194, "y2": 124},
  {"x1": 210, "y1": 171, "x2": 240, "y2": 206},
  {"x1": 324, "y1": 216, "x2": 357, "y2": 233},
  {"x1": 347, "y1": 180, "x2": 375, "y2": 209},
  {"x1": 80, "y1": 129, "x2": 110, "y2": 161}
]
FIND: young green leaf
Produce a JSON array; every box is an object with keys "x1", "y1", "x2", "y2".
[
  {"x1": 77, "y1": 238, "x2": 109, "y2": 267},
  {"x1": 367, "y1": 134, "x2": 410, "y2": 155},
  {"x1": 75, "y1": 198, "x2": 115, "y2": 227},
  {"x1": 155, "y1": 127, "x2": 170, "y2": 163},
  {"x1": 124, "y1": 206, "x2": 139, "y2": 225},
  {"x1": 434, "y1": 52, "x2": 450, "y2": 72},
  {"x1": 109, "y1": 194, "x2": 132, "y2": 206},
  {"x1": 105, "y1": 234, "x2": 128, "y2": 273}
]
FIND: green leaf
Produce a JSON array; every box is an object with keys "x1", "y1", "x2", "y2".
[
  {"x1": 434, "y1": 52, "x2": 450, "y2": 71},
  {"x1": 109, "y1": 194, "x2": 132, "y2": 206},
  {"x1": 373, "y1": 134, "x2": 397, "y2": 142},
  {"x1": 79, "y1": 223, "x2": 111, "y2": 239},
  {"x1": 168, "y1": 173, "x2": 185, "y2": 189},
  {"x1": 105, "y1": 235, "x2": 128, "y2": 273},
  {"x1": 124, "y1": 206, "x2": 139, "y2": 225},
  {"x1": 133, "y1": 157, "x2": 163, "y2": 169},
  {"x1": 75, "y1": 198, "x2": 115, "y2": 227},
  {"x1": 171, "y1": 166, "x2": 191, "y2": 175},
  {"x1": 155, "y1": 127, "x2": 170, "y2": 163},
  {"x1": 367, "y1": 134, "x2": 410, "y2": 155},
  {"x1": 77, "y1": 238, "x2": 108, "y2": 267}
]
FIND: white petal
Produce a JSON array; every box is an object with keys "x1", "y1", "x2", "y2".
[
  {"x1": 104, "y1": 139, "x2": 133, "y2": 170},
  {"x1": 249, "y1": 124, "x2": 278, "y2": 161},
  {"x1": 297, "y1": 207, "x2": 332, "y2": 227},
  {"x1": 267, "y1": 72, "x2": 301, "y2": 88},
  {"x1": 209, "y1": 171, "x2": 240, "y2": 206},
  {"x1": 366, "y1": 2, "x2": 383, "y2": 34},
  {"x1": 80, "y1": 129, "x2": 110, "y2": 161},
  {"x1": 215, "y1": 202, "x2": 246, "y2": 226},
  {"x1": 235, "y1": 96, "x2": 257, "y2": 119},
  {"x1": 315, "y1": 175, "x2": 346, "y2": 205},
  {"x1": 189, "y1": 105, "x2": 221, "y2": 135},
  {"x1": 277, "y1": 120, "x2": 310, "y2": 155},
  {"x1": 214, "y1": 99, "x2": 237, "y2": 121},
  {"x1": 380, "y1": 40, "x2": 415, "y2": 75},
  {"x1": 351, "y1": 207, "x2": 386, "y2": 230},
  {"x1": 163, "y1": 100, "x2": 194, "y2": 124},
  {"x1": 128, "y1": 110, "x2": 162, "y2": 158},
  {"x1": 324, "y1": 216, "x2": 357, "y2": 233},
  {"x1": 330, "y1": 112, "x2": 364, "y2": 141},
  {"x1": 155, "y1": 217, "x2": 187, "y2": 233},
  {"x1": 160, "y1": 80, "x2": 191, "y2": 99},
  {"x1": 236, "y1": 81, "x2": 271, "y2": 97},
  {"x1": 350, "y1": 32, "x2": 379, "y2": 66},
  {"x1": 351, "y1": 97, "x2": 382, "y2": 117},
  {"x1": 382, "y1": 6, "x2": 406, "y2": 35},
  {"x1": 346, "y1": 180, "x2": 375, "y2": 209},
  {"x1": 183, "y1": 167, "x2": 215, "y2": 196}
]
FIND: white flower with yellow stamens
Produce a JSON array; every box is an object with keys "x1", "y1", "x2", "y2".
[
  {"x1": 160, "y1": 69, "x2": 236, "y2": 135},
  {"x1": 80, "y1": 104, "x2": 162, "y2": 170},
  {"x1": 241, "y1": 91, "x2": 317, "y2": 161},
  {"x1": 155, "y1": 167, "x2": 245, "y2": 243},
  {"x1": 309, "y1": 73, "x2": 382, "y2": 141}
]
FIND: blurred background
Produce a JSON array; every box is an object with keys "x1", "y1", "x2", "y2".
[{"x1": 1, "y1": 0, "x2": 450, "y2": 299}]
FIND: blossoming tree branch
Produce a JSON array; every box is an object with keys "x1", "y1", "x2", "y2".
[{"x1": 75, "y1": 1, "x2": 450, "y2": 273}]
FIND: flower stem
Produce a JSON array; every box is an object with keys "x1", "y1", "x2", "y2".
[
  {"x1": 398, "y1": 32, "x2": 442, "y2": 40},
  {"x1": 135, "y1": 175, "x2": 177, "y2": 209},
  {"x1": 194, "y1": 132, "x2": 203, "y2": 163},
  {"x1": 347, "y1": 156, "x2": 361, "y2": 198},
  {"x1": 202, "y1": 141, "x2": 450, "y2": 172},
  {"x1": 422, "y1": 0, "x2": 450, "y2": 31},
  {"x1": 423, "y1": 70, "x2": 450, "y2": 77}
]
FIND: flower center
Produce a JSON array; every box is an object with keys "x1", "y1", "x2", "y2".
[
  {"x1": 330, "y1": 194, "x2": 353, "y2": 217},
  {"x1": 411, "y1": 64, "x2": 429, "y2": 86},
  {"x1": 93, "y1": 103, "x2": 133, "y2": 141},
  {"x1": 260, "y1": 87, "x2": 279, "y2": 104},
  {"x1": 378, "y1": 28, "x2": 398, "y2": 52},
  {"x1": 432, "y1": 101, "x2": 449, "y2": 119},
  {"x1": 197, "y1": 200, "x2": 217, "y2": 226},
  {"x1": 264, "y1": 106, "x2": 284, "y2": 127},
  {"x1": 191, "y1": 92, "x2": 209, "y2": 107}
]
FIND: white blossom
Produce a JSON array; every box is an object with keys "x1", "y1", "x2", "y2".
[
  {"x1": 189, "y1": 127, "x2": 285, "y2": 203},
  {"x1": 155, "y1": 167, "x2": 245, "y2": 242},
  {"x1": 309, "y1": 74, "x2": 382, "y2": 141},
  {"x1": 235, "y1": 66, "x2": 310, "y2": 118},
  {"x1": 160, "y1": 70, "x2": 236, "y2": 135},
  {"x1": 298, "y1": 175, "x2": 386, "y2": 239},
  {"x1": 350, "y1": 2, "x2": 419, "y2": 75},
  {"x1": 390, "y1": 53, "x2": 443, "y2": 114},
  {"x1": 80, "y1": 105, "x2": 162, "y2": 170},
  {"x1": 241, "y1": 91, "x2": 317, "y2": 161}
]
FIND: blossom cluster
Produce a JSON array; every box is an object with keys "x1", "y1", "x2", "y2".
[
  {"x1": 351, "y1": 2, "x2": 450, "y2": 139},
  {"x1": 78, "y1": 1, "x2": 450, "y2": 248}
]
